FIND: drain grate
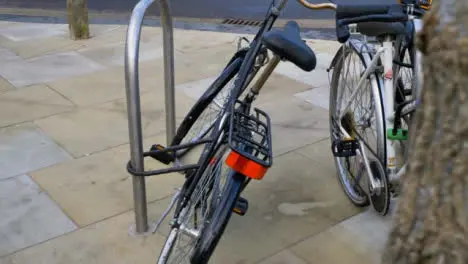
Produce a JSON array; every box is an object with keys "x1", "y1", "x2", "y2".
[{"x1": 221, "y1": 18, "x2": 264, "y2": 27}]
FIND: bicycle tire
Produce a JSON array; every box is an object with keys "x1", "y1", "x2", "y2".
[
  {"x1": 329, "y1": 40, "x2": 387, "y2": 210},
  {"x1": 170, "y1": 57, "x2": 243, "y2": 156},
  {"x1": 190, "y1": 171, "x2": 245, "y2": 263},
  {"x1": 157, "y1": 141, "x2": 245, "y2": 264}
]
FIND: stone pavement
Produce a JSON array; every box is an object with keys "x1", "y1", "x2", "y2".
[{"x1": 0, "y1": 19, "x2": 393, "y2": 264}]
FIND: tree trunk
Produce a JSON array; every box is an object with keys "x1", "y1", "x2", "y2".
[
  {"x1": 67, "y1": 0, "x2": 89, "y2": 40},
  {"x1": 383, "y1": 1, "x2": 468, "y2": 263}
]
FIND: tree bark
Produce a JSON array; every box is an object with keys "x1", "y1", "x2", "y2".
[
  {"x1": 67, "y1": 0, "x2": 90, "y2": 40},
  {"x1": 383, "y1": 1, "x2": 468, "y2": 263}
]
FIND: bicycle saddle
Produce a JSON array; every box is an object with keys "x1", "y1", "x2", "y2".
[
  {"x1": 262, "y1": 21, "x2": 317, "y2": 72},
  {"x1": 356, "y1": 22, "x2": 407, "y2": 38}
]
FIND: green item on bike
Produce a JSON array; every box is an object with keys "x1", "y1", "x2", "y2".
[{"x1": 387, "y1": 128, "x2": 408, "y2": 140}]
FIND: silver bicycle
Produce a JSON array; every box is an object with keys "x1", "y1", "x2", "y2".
[{"x1": 298, "y1": 0, "x2": 427, "y2": 215}]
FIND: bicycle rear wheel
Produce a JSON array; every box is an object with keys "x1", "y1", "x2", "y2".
[
  {"x1": 329, "y1": 41, "x2": 389, "y2": 214},
  {"x1": 157, "y1": 142, "x2": 245, "y2": 264},
  {"x1": 170, "y1": 57, "x2": 242, "y2": 156}
]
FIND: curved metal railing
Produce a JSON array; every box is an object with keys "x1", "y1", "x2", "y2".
[{"x1": 124, "y1": 0, "x2": 176, "y2": 234}]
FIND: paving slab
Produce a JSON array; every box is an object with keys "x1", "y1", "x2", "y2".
[
  {"x1": 45, "y1": 60, "x2": 203, "y2": 108},
  {"x1": 0, "y1": 23, "x2": 127, "y2": 59},
  {"x1": 0, "y1": 174, "x2": 77, "y2": 257},
  {"x1": 176, "y1": 76, "x2": 218, "y2": 100},
  {"x1": 0, "y1": 51, "x2": 105, "y2": 88},
  {"x1": 77, "y1": 37, "x2": 166, "y2": 67},
  {"x1": 33, "y1": 102, "x2": 132, "y2": 157},
  {"x1": 0, "y1": 35, "x2": 76, "y2": 59},
  {"x1": 251, "y1": 73, "x2": 312, "y2": 105},
  {"x1": 275, "y1": 60, "x2": 331, "y2": 89},
  {"x1": 0, "y1": 48, "x2": 22, "y2": 63},
  {"x1": 173, "y1": 29, "x2": 238, "y2": 52},
  {"x1": 1, "y1": 199, "x2": 169, "y2": 264},
  {"x1": 0, "y1": 21, "x2": 26, "y2": 30},
  {"x1": 0, "y1": 123, "x2": 72, "y2": 180},
  {"x1": 337, "y1": 207, "x2": 393, "y2": 257},
  {"x1": 0, "y1": 76, "x2": 15, "y2": 94},
  {"x1": 294, "y1": 86, "x2": 330, "y2": 110},
  {"x1": 173, "y1": 72, "x2": 310, "y2": 104},
  {"x1": 97, "y1": 84, "x2": 196, "y2": 119},
  {"x1": 257, "y1": 97, "x2": 329, "y2": 156},
  {"x1": 0, "y1": 23, "x2": 68, "y2": 42},
  {"x1": 157, "y1": 42, "x2": 238, "y2": 76},
  {"x1": 305, "y1": 39, "x2": 341, "y2": 55},
  {"x1": 32, "y1": 86, "x2": 192, "y2": 157},
  {"x1": 137, "y1": 43, "x2": 237, "y2": 88},
  {"x1": 94, "y1": 89, "x2": 194, "y2": 139},
  {"x1": 290, "y1": 208, "x2": 393, "y2": 264},
  {"x1": 0, "y1": 84, "x2": 74, "y2": 127},
  {"x1": 46, "y1": 66, "x2": 128, "y2": 107},
  {"x1": 257, "y1": 250, "x2": 308, "y2": 264},
  {"x1": 31, "y1": 133, "x2": 185, "y2": 227},
  {"x1": 295, "y1": 139, "x2": 335, "y2": 171},
  {"x1": 290, "y1": 223, "x2": 376, "y2": 264},
  {"x1": 249, "y1": 151, "x2": 359, "y2": 224}
]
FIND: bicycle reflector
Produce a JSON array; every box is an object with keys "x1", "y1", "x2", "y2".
[{"x1": 225, "y1": 151, "x2": 269, "y2": 180}]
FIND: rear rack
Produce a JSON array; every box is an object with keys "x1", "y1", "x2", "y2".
[
  {"x1": 126, "y1": 139, "x2": 212, "y2": 177},
  {"x1": 228, "y1": 100, "x2": 273, "y2": 169}
]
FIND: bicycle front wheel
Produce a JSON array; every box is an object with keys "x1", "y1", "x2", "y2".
[{"x1": 157, "y1": 143, "x2": 245, "y2": 264}]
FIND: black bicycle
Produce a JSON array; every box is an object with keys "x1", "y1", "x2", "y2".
[{"x1": 126, "y1": 0, "x2": 316, "y2": 263}]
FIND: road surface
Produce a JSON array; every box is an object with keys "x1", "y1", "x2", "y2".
[{"x1": 0, "y1": 0, "x2": 395, "y2": 21}]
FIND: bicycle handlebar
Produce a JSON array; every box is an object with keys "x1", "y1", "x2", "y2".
[
  {"x1": 296, "y1": 0, "x2": 336, "y2": 10},
  {"x1": 297, "y1": 0, "x2": 425, "y2": 21}
]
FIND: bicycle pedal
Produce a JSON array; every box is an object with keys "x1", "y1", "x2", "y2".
[
  {"x1": 233, "y1": 197, "x2": 249, "y2": 216},
  {"x1": 389, "y1": 182, "x2": 401, "y2": 198},
  {"x1": 403, "y1": 89, "x2": 412, "y2": 96},
  {"x1": 331, "y1": 139, "x2": 359, "y2": 157},
  {"x1": 149, "y1": 144, "x2": 175, "y2": 165},
  {"x1": 387, "y1": 129, "x2": 408, "y2": 141}
]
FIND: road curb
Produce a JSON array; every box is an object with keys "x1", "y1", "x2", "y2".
[{"x1": 0, "y1": 7, "x2": 336, "y2": 29}]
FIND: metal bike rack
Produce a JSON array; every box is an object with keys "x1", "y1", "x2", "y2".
[{"x1": 125, "y1": 0, "x2": 176, "y2": 234}]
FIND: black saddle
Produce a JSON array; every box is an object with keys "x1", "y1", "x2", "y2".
[
  {"x1": 262, "y1": 21, "x2": 317, "y2": 72},
  {"x1": 334, "y1": 4, "x2": 410, "y2": 42},
  {"x1": 356, "y1": 22, "x2": 406, "y2": 37}
]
